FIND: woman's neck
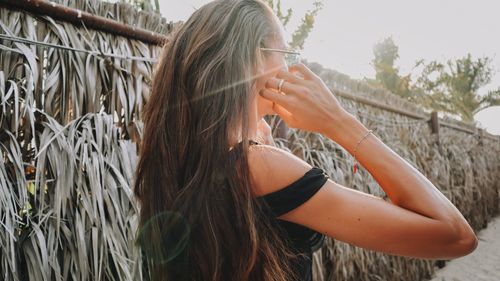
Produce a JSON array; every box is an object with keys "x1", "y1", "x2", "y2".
[{"x1": 229, "y1": 99, "x2": 264, "y2": 149}]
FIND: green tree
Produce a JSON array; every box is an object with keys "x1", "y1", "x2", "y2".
[
  {"x1": 414, "y1": 54, "x2": 500, "y2": 123},
  {"x1": 370, "y1": 36, "x2": 413, "y2": 99},
  {"x1": 266, "y1": 0, "x2": 323, "y2": 51}
]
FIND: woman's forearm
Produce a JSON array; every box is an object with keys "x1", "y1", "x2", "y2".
[{"x1": 324, "y1": 112, "x2": 477, "y2": 243}]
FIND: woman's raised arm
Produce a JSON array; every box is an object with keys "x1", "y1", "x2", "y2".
[{"x1": 253, "y1": 63, "x2": 478, "y2": 260}]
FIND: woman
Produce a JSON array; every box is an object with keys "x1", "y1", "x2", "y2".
[{"x1": 133, "y1": 0, "x2": 478, "y2": 280}]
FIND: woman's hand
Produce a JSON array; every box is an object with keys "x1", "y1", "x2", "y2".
[{"x1": 259, "y1": 63, "x2": 351, "y2": 135}]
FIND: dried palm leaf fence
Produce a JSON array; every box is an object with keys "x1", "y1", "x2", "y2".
[{"x1": 0, "y1": 1, "x2": 498, "y2": 281}]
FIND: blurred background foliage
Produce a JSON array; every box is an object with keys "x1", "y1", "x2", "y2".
[
  {"x1": 265, "y1": 0, "x2": 323, "y2": 51},
  {"x1": 365, "y1": 36, "x2": 500, "y2": 123}
]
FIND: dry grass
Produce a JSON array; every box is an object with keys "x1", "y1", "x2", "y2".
[
  {"x1": 1, "y1": 1, "x2": 499, "y2": 281},
  {"x1": 0, "y1": 2, "x2": 165, "y2": 280}
]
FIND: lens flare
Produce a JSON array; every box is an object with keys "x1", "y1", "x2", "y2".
[{"x1": 137, "y1": 210, "x2": 191, "y2": 264}]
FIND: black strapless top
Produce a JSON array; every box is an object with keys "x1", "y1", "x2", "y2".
[{"x1": 247, "y1": 140, "x2": 329, "y2": 281}]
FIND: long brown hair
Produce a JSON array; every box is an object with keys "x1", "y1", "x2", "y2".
[{"x1": 133, "y1": 1, "x2": 299, "y2": 280}]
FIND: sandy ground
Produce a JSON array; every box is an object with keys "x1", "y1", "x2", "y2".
[{"x1": 428, "y1": 215, "x2": 500, "y2": 281}]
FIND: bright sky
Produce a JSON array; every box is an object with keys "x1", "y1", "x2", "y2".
[{"x1": 159, "y1": 0, "x2": 500, "y2": 135}]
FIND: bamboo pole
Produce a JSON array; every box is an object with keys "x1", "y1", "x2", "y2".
[
  {"x1": 1, "y1": 0, "x2": 168, "y2": 45},
  {"x1": 333, "y1": 88, "x2": 428, "y2": 120},
  {"x1": 333, "y1": 88, "x2": 498, "y2": 141},
  {"x1": 440, "y1": 120, "x2": 476, "y2": 135}
]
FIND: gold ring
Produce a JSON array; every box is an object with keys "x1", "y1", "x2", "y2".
[{"x1": 277, "y1": 79, "x2": 285, "y2": 93}]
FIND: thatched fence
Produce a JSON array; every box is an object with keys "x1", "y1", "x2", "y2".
[{"x1": 0, "y1": 1, "x2": 498, "y2": 281}]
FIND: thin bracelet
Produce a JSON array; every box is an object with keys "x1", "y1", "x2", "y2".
[{"x1": 352, "y1": 129, "x2": 373, "y2": 174}]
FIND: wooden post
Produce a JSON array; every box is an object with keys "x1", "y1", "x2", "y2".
[
  {"x1": 478, "y1": 128, "x2": 484, "y2": 146},
  {"x1": 429, "y1": 111, "x2": 440, "y2": 145}
]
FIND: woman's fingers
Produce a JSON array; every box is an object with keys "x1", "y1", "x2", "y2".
[
  {"x1": 288, "y1": 63, "x2": 318, "y2": 81},
  {"x1": 259, "y1": 63, "x2": 347, "y2": 134},
  {"x1": 259, "y1": 88, "x2": 296, "y2": 126},
  {"x1": 275, "y1": 69, "x2": 305, "y2": 84},
  {"x1": 265, "y1": 77, "x2": 306, "y2": 97},
  {"x1": 259, "y1": 88, "x2": 290, "y2": 106},
  {"x1": 271, "y1": 102, "x2": 294, "y2": 125}
]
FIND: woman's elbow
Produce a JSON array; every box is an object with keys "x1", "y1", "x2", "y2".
[
  {"x1": 457, "y1": 233, "x2": 478, "y2": 256},
  {"x1": 438, "y1": 220, "x2": 478, "y2": 259},
  {"x1": 446, "y1": 231, "x2": 478, "y2": 259}
]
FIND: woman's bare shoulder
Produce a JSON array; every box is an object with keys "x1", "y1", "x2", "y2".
[{"x1": 246, "y1": 144, "x2": 312, "y2": 197}]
